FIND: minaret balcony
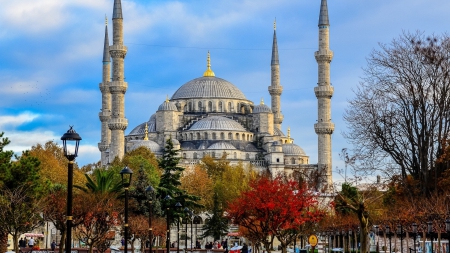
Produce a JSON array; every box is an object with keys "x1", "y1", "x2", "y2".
[
  {"x1": 98, "y1": 143, "x2": 109, "y2": 152},
  {"x1": 99, "y1": 111, "x2": 111, "y2": 122},
  {"x1": 314, "y1": 50, "x2": 333, "y2": 62},
  {"x1": 268, "y1": 86, "x2": 283, "y2": 95},
  {"x1": 109, "y1": 44, "x2": 128, "y2": 53},
  {"x1": 314, "y1": 122, "x2": 335, "y2": 134},
  {"x1": 108, "y1": 118, "x2": 128, "y2": 130},
  {"x1": 314, "y1": 86, "x2": 334, "y2": 98},
  {"x1": 109, "y1": 81, "x2": 128, "y2": 94}
]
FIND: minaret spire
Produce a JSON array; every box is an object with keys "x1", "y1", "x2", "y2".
[
  {"x1": 314, "y1": 0, "x2": 334, "y2": 189},
  {"x1": 268, "y1": 19, "x2": 283, "y2": 130},
  {"x1": 108, "y1": 0, "x2": 128, "y2": 161},
  {"x1": 99, "y1": 16, "x2": 112, "y2": 166},
  {"x1": 203, "y1": 51, "x2": 215, "y2": 77}
]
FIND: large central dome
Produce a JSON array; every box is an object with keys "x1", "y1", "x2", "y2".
[{"x1": 171, "y1": 76, "x2": 247, "y2": 100}]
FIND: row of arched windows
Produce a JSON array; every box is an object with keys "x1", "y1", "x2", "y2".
[
  {"x1": 182, "y1": 132, "x2": 253, "y2": 141},
  {"x1": 183, "y1": 100, "x2": 252, "y2": 113},
  {"x1": 183, "y1": 152, "x2": 252, "y2": 160}
]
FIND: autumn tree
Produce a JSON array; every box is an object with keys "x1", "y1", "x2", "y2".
[
  {"x1": 226, "y1": 176, "x2": 323, "y2": 253},
  {"x1": 344, "y1": 32, "x2": 450, "y2": 195},
  {"x1": 180, "y1": 165, "x2": 214, "y2": 212}
]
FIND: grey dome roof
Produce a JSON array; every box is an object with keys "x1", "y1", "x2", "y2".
[
  {"x1": 129, "y1": 121, "x2": 156, "y2": 135},
  {"x1": 171, "y1": 76, "x2": 247, "y2": 100},
  {"x1": 253, "y1": 104, "x2": 272, "y2": 113},
  {"x1": 129, "y1": 140, "x2": 161, "y2": 153},
  {"x1": 181, "y1": 142, "x2": 196, "y2": 150},
  {"x1": 274, "y1": 128, "x2": 285, "y2": 137},
  {"x1": 148, "y1": 113, "x2": 156, "y2": 122},
  {"x1": 282, "y1": 143, "x2": 306, "y2": 156},
  {"x1": 158, "y1": 101, "x2": 177, "y2": 111},
  {"x1": 208, "y1": 142, "x2": 236, "y2": 150},
  {"x1": 189, "y1": 116, "x2": 246, "y2": 131}
]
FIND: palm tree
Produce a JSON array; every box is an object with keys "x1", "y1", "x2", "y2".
[{"x1": 75, "y1": 169, "x2": 122, "y2": 194}]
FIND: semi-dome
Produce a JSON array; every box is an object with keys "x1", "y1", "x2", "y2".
[
  {"x1": 148, "y1": 113, "x2": 156, "y2": 122},
  {"x1": 282, "y1": 143, "x2": 306, "y2": 156},
  {"x1": 129, "y1": 140, "x2": 161, "y2": 153},
  {"x1": 129, "y1": 121, "x2": 156, "y2": 135},
  {"x1": 189, "y1": 116, "x2": 246, "y2": 131},
  {"x1": 171, "y1": 76, "x2": 247, "y2": 100},
  {"x1": 208, "y1": 142, "x2": 236, "y2": 150},
  {"x1": 253, "y1": 104, "x2": 272, "y2": 113},
  {"x1": 274, "y1": 128, "x2": 285, "y2": 137},
  {"x1": 158, "y1": 101, "x2": 177, "y2": 111}
]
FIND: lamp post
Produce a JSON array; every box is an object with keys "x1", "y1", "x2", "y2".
[
  {"x1": 193, "y1": 216, "x2": 201, "y2": 248},
  {"x1": 397, "y1": 225, "x2": 404, "y2": 253},
  {"x1": 184, "y1": 208, "x2": 189, "y2": 250},
  {"x1": 146, "y1": 186, "x2": 155, "y2": 253},
  {"x1": 61, "y1": 126, "x2": 81, "y2": 253},
  {"x1": 386, "y1": 226, "x2": 391, "y2": 253},
  {"x1": 120, "y1": 166, "x2": 133, "y2": 253},
  {"x1": 427, "y1": 221, "x2": 433, "y2": 253},
  {"x1": 184, "y1": 208, "x2": 193, "y2": 251},
  {"x1": 349, "y1": 230, "x2": 353, "y2": 252},
  {"x1": 446, "y1": 219, "x2": 450, "y2": 248},
  {"x1": 175, "y1": 202, "x2": 182, "y2": 253},
  {"x1": 190, "y1": 212, "x2": 193, "y2": 250},
  {"x1": 412, "y1": 223, "x2": 417, "y2": 253},
  {"x1": 164, "y1": 195, "x2": 172, "y2": 253},
  {"x1": 374, "y1": 226, "x2": 379, "y2": 253}
]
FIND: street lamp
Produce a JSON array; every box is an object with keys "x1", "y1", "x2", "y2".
[
  {"x1": 427, "y1": 221, "x2": 433, "y2": 253},
  {"x1": 164, "y1": 195, "x2": 172, "y2": 253},
  {"x1": 184, "y1": 208, "x2": 190, "y2": 250},
  {"x1": 175, "y1": 202, "x2": 182, "y2": 253},
  {"x1": 61, "y1": 126, "x2": 81, "y2": 253},
  {"x1": 397, "y1": 224, "x2": 403, "y2": 253},
  {"x1": 386, "y1": 226, "x2": 392, "y2": 253},
  {"x1": 348, "y1": 230, "x2": 353, "y2": 251},
  {"x1": 412, "y1": 223, "x2": 417, "y2": 253},
  {"x1": 446, "y1": 219, "x2": 450, "y2": 246},
  {"x1": 120, "y1": 166, "x2": 133, "y2": 253},
  {"x1": 193, "y1": 216, "x2": 202, "y2": 248},
  {"x1": 146, "y1": 185, "x2": 155, "y2": 253},
  {"x1": 374, "y1": 226, "x2": 379, "y2": 252}
]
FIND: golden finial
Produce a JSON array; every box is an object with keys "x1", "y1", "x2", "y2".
[
  {"x1": 165, "y1": 95, "x2": 169, "y2": 103},
  {"x1": 144, "y1": 123, "x2": 149, "y2": 140},
  {"x1": 105, "y1": 15, "x2": 108, "y2": 25},
  {"x1": 274, "y1": 18, "x2": 276, "y2": 30},
  {"x1": 287, "y1": 126, "x2": 292, "y2": 143},
  {"x1": 203, "y1": 51, "x2": 215, "y2": 77},
  {"x1": 260, "y1": 98, "x2": 265, "y2": 105}
]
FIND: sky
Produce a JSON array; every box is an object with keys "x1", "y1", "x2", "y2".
[{"x1": 1, "y1": 0, "x2": 449, "y2": 184}]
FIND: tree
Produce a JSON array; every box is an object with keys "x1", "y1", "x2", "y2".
[
  {"x1": 201, "y1": 193, "x2": 229, "y2": 241},
  {"x1": 344, "y1": 31, "x2": 450, "y2": 194},
  {"x1": 334, "y1": 183, "x2": 384, "y2": 253},
  {"x1": 226, "y1": 176, "x2": 323, "y2": 253},
  {"x1": 180, "y1": 165, "x2": 214, "y2": 212},
  {"x1": 158, "y1": 138, "x2": 201, "y2": 219},
  {"x1": 75, "y1": 169, "x2": 122, "y2": 194}
]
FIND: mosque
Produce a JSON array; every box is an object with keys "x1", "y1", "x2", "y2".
[{"x1": 98, "y1": 0, "x2": 334, "y2": 187}]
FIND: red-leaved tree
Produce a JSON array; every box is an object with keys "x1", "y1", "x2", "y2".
[{"x1": 226, "y1": 176, "x2": 324, "y2": 253}]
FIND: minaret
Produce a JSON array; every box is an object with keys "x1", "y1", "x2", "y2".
[
  {"x1": 99, "y1": 16, "x2": 112, "y2": 166},
  {"x1": 268, "y1": 20, "x2": 283, "y2": 131},
  {"x1": 314, "y1": 0, "x2": 334, "y2": 188},
  {"x1": 108, "y1": 0, "x2": 128, "y2": 161}
]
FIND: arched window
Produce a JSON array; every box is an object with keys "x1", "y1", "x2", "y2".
[
  {"x1": 208, "y1": 101, "x2": 213, "y2": 112},
  {"x1": 245, "y1": 153, "x2": 250, "y2": 159},
  {"x1": 183, "y1": 153, "x2": 186, "y2": 159},
  {"x1": 220, "y1": 132, "x2": 225, "y2": 140},
  {"x1": 234, "y1": 152, "x2": 237, "y2": 159},
  {"x1": 190, "y1": 133, "x2": 193, "y2": 140},
  {"x1": 228, "y1": 102, "x2": 232, "y2": 112},
  {"x1": 228, "y1": 133, "x2": 232, "y2": 140},
  {"x1": 193, "y1": 152, "x2": 197, "y2": 159},
  {"x1": 212, "y1": 132, "x2": 217, "y2": 140},
  {"x1": 204, "y1": 132, "x2": 208, "y2": 140},
  {"x1": 291, "y1": 158, "x2": 295, "y2": 164},
  {"x1": 242, "y1": 133, "x2": 245, "y2": 140},
  {"x1": 247, "y1": 134, "x2": 249, "y2": 141},
  {"x1": 198, "y1": 101, "x2": 202, "y2": 111},
  {"x1": 188, "y1": 102, "x2": 192, "y2": 111},
  {"x1": 212, "y1": 152, "x2": 216, "y2": 158},
  {"x1": 236, "y1": 133, "x2": 240, "y2": 140},
  {"x1": 218, "y1": 102, "x2": 223, "y2": 112},
  {"x1": 276, "y1": 158, "x2": 280, "y2": 163},
  {"x1": 196, "y1": 132, "x2": 200, "y2": 140}
]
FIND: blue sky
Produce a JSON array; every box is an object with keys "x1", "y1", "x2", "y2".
[{"x1": 1, "y1": 0, "x2": 449, "y2": 184}]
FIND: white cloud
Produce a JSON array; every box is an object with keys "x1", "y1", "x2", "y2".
[{"x1": 0, "y1": 112, "x2": 39, "y2": 129}]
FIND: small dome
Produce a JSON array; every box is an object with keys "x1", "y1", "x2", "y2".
[
  {"x1": 208, "y1": 142, "x2": 236, "y2": 150},
  {"x1": 148, "y1": 114, "x2": 156, "y2": 122},
  {"x1": 129, "y1": 121, "x2": 156, "y2": 135},
  {"x1": 129, "y1": 140, "x2": 161, "y2": 153},
  {"x1": 282, "y1": 143, "x2": 306, "y2": 156},
  {"x1": 274, "y1": 128, "x2": 285, "y2": 137},
  {"x1": 171, "y1": 76, "x2": 247, "y2": 100},
  {"x1": 158, "y1": 101, "x2": 177, "y2": 111},
  {"x1": 189, "y1": 116, "x2": 246, "y2": 131},
  {"x1": 253, "y1": 104, "x2": 272, "y2": 113}
]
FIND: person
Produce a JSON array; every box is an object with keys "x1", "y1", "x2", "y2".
[
  {"x1": 28, "y1": 237, "x2": 35, "y2": 248},
  {"x1": 196, "y1": 240, "x2": 201, "y2": 249},
  {"x1": 51, "y1": 240, "x2": 57, "y2": 251},
  {"x1": 242, "y1": 243, "x2": 248, "y2": 253},
  {"x1": 121, "y1": 237, "x2": 125, "y2": 246},
  {"x1": 19, "y1": 238, "x2": 25, "y2": 248}
]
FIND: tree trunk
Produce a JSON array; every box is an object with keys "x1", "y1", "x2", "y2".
[
  {"x1": 13, "y1": 234, "x2": 19, "y2": 253},
  {"x1": 0, "y1": 232, "x2": 8, "y2": 253},
  {"x1": 60, "y1": 230, "x2": 67, "y2": 253}
]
